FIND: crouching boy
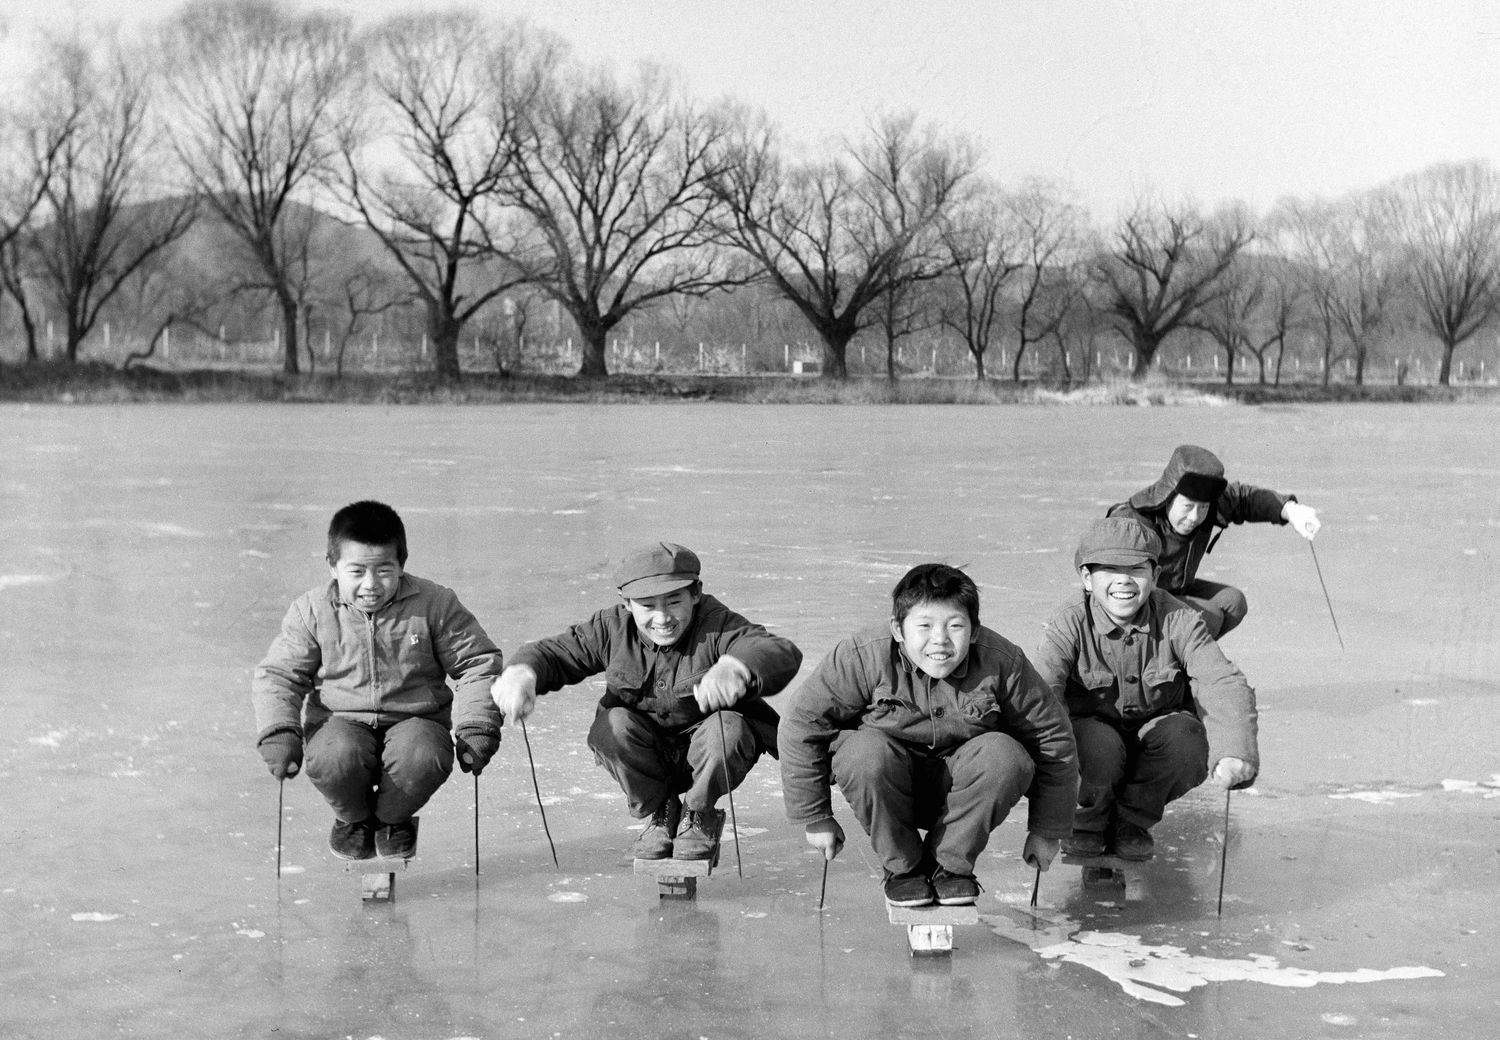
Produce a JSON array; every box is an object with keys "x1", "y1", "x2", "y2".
[
  {"x1": 491, "y1": 542, "x2": 802, "y2": 862},
  {"x1": 252, "y1": 500, "x2": 503, "y2": 860},
  {"x1": 779, "y1": 564, "x2": 1078, "y2": 907},
  {"x1": 1032, "y1": 517, "x2": 1258, "y2": 862}
]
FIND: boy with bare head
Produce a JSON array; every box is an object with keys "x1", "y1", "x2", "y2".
[
  {"x1": 253, "y1": 500, "x2": 503, "y2": 860},
  {"x1": 780, "y1": 563, "x2": 1077, "y2": 907}
]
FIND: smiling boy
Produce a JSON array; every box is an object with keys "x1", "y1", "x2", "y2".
[
  {"x1": 252, "y1": 501, "x2": 503, "y2": 860},
  {"x1": 491, "y1": 542, "x2": 801, "y2": 862},
  {"x1": 1032, "y1": 517, "x2": 1258, "y2": 861},
  {"x1": 1108, "y1": 444, "x2": 1320, "y2": 638},
  {"x1": 779, "y1": 564, "x2": 1077, "y2": 907}
]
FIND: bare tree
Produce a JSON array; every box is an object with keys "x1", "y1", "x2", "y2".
[
  {"x1": 161, "y1": 0, "x2": 355, "y2": 375},
  {"x1": 1385, "y1": 161, "x2": 1500, "y2": 386},
  {"x1": 25, "y1": 37, "x2": 197, "y2": 363},
  {"x1": 1008, "y1": 178, "x2": 1087, "y2": 382},
  {"x1": 1093, "y1": 197, "x2": 1252, "y2": 379},
  {"x1": 340, "y1": 12, "x2": 556, "y2": 381},
  {"x1": 934, "y1": 180, "x2": 1021, "y2": 380},
  {"x1": 1276, "y1": 192, "x2": 1395, "y2": 386},
  {"x1": 714, "y1": 112, "x2": 976, "y2": 378},
  {"x1": 502, "y1": 63, "x2": 742, "y2": 378},
  {"x1": 0, "y1": 63, "x2": 75, "y2": 361}
]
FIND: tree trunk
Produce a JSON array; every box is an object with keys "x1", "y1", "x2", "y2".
[
  {"x1": 428, "y1": 305, "x2": 463, "y2": 382},
  {"x1": 1011, "y1": 341, "x2": 1027, "y2": 382},
  {"x1": 1223, "y1": 346, "x2": 1235, "y2": 386},
  {"x1": 1130, "y1": 330, "x2": 1163, "y2": 380},
  {"x1": 972, "y1": 350, "x2": 986, "y2": 381},
  {"x1": 278, "y1": 291, "x2": 300, "y2": 376},
  {"x1": 575, "y1": 318, "x2": 610, "y2": 377},
  {"x1": 817, "y1": 332, "x2": 851, "y2": 379},
  {"x1": 1438, "y1": 338, "x2": 1457, "y2": 386}
]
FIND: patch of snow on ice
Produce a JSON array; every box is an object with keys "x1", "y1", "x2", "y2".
[
  {"x1": 71, "y1": 912, "x2": 122, "y2": 922},
  {"x1": 983, "y1": 912, "x2": 1443, "y2": 1007},
  {"x1": 1329, "y1": 789, "x2": 1419, "y2": 804}
]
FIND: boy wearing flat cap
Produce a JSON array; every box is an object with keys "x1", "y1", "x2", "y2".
[
  {"x1": 492, "y1": 542, "x2": 801, "y2": 861},
  {"x1": 1031, "y1": 517, "x2": 1258, "y2": 861},
  {"x1": 1107, "y1": 444, "x2": 1321, "y2": 638}
]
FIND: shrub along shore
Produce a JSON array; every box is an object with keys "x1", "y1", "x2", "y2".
[{"x1": 0, "y1": 362, "x2": 1489, "y2": 406}]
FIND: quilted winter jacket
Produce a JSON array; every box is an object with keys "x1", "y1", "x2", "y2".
[
  {"x1": 778, "y1": 623, "x2": 1079, "y2": 838},
  {"x1": 252, "y1": 574, "x2": 503, "y2": 742}
]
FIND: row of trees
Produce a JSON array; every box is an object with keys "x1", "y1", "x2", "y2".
[{"x1": 3, "y1": 0, "x2": 1499, "y2": 386}]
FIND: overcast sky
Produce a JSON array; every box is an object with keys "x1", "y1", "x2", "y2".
[{"x1": 4, "y1": 0, "x2": 1497, "y2": 219}]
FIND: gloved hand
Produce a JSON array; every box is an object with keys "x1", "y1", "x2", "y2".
[
  {"x1": 455, "y1": 730, "x2": 500, "y2": 775},
  {"x1": 693, "y1": 655, "x2": 750, "y2": 713},
  {"x1": 491, "y1": 665, "x2": 538, "y2": 724},
  {"x1": 1282, "y1": 501, "x2": 1321, "y2": 540},
  {"x1": 257, "y1": 732, "x2": 302, "y2": 780},
  {"x1": 804, "y1": 817, "x2": 845, "y2": 861},
  {"x1": 1023, "y1": 832, "x2": 1060, "y2": 871},
  {"x1": 1213, "y1": 756, "x2": 1256, "y2": 790}
]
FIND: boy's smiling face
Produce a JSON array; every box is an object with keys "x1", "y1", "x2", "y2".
[
  {"x1": 331, "y1": 539, "x2": 403, "y2": 613},
  {"x1": 891, "y1": 597, "x2": 973, "y2": 680},
  {"x1": 1082, "y1": 561, "x2": 1156, "y2": 625},
  {"x1": 625, "y1": 586, "x2": 700, "y2": 647}
]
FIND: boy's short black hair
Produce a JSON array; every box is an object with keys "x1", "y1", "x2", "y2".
[
  {"x1": 327, "y1": 500, "x2": 407, "y2": 566},
  {"x1": 891, "y1": 563, "x2": 980, "y2": 627}
]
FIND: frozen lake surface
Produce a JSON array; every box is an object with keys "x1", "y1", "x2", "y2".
[{"x1": 3, "y1": 401, "x2": 1498, "y2": 1039}]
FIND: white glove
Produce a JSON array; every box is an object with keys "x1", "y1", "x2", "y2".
[
  {"x1": 491, "y1": 665, "x2": 538, "y2": 724},
  {"x1": 1213, "y1": 756, "x2": 1256, "y2": 789},
  {"x1": 693, "y1": 655, "x2": 750, "y2": 713},
  {"x1": 1282, "y1": 501, "x2": 1320, "y2": 540}
]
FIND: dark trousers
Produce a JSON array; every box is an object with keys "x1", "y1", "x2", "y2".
[
  {"x1": 831, "y1": 727, "x2": 1034, "y2": 876},
  {"x1": 304, "y1": 715, "x2": 453, "y2": 825},
  {"x1": 587, "y1": 706, "x2": 764, "y2": 817},
  {"x1": 1180, "y1": 578, "x2": 1248, "y2": 638},
  {"x1": 1072, "y1": 712, "x2": 1208, "y2": 833}
]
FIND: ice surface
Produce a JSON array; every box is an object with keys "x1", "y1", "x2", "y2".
[{"x1": 4, "y1": 402, "x2": 1497, "y2": 1039}]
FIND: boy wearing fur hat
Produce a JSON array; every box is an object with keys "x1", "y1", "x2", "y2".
[
  {"x1": 1107, "y1": 444, "x2": 1321, "y2": 638},
  {"x1": 491, "y1": 542, "x2": 801, "y2": 862},
  {"x1": 1032, "y1": 517, "x2": 1258, "y2": 862}
]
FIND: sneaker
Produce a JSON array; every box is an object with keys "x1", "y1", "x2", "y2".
[
  {"x1": 1062, "y1": 830, "x2": 1107, "y2": 858},
  {"x1": 673, "y1": 807, "x2": 724, "y2": 861},
  {"x1": 375, "y1": 819, "x2": 418, "y2": 860},
  {"x1": 633, "y1": 796, "x2": 681, "y2": 860},
  {"x1": 330, "y1": 818, "x2": 375, "y2": 860},
  {"x1": 883, "y1": 869, "x2": 935, "y2": 908},
  {"x1": 1112, "y1": 821, "x2": 1155, "y2": 861},
  {"x1": 930, "y1": 867, "x2": 982, "y2": 906}
]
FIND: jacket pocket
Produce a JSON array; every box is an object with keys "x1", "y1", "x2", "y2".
[
  {"x1": 1067, "y1": 667, "x2": 1116, "y2": 715},
  {"x1": 1138, "y1": 663, "x2": 1186, "y2": 715},
  {"x1": 959, "y1": 680, "x2": 1002, "y2": 721}
]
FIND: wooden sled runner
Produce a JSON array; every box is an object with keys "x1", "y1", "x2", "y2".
[
  {"x1": 634, "y1": 855, "x2": 715, "y2": 899},
  {"x1": 887, "y1": 902, "x2": 980, "y2": 956},
  {"x1": 1061, "y1": 851, "x2": 1133, "y2": 888}
]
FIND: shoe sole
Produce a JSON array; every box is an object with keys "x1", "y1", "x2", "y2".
[
  {"x1": 885, "y1": 895, "x2": 935, "y2": 907},
  {"x1": 330, "y1": 848, "x2": 374, "y2": 861},
  {"x1": 935, "y1": 894, "x2": 978, "y2": 906}
]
